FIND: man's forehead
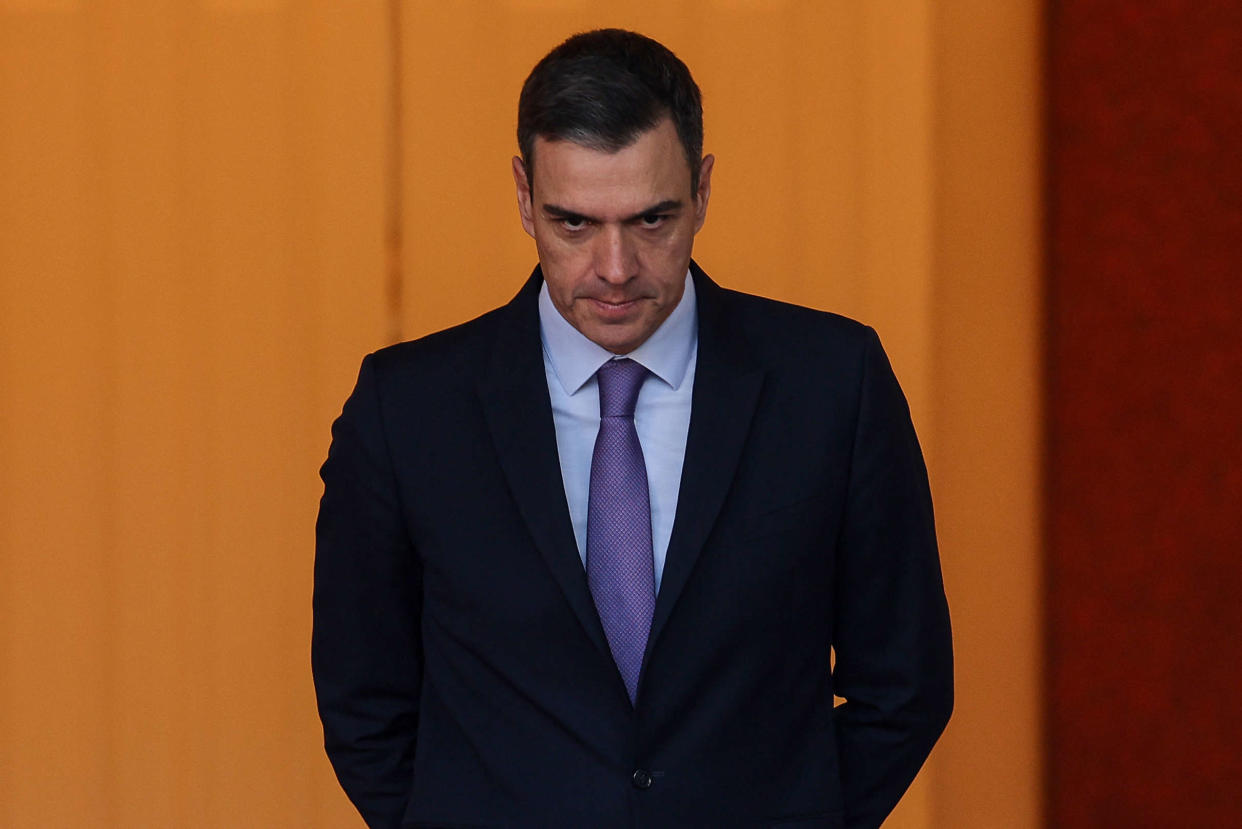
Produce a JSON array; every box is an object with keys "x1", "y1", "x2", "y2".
[{"x1": 528, "y1": 121, "x2": 692, "y2": 206}]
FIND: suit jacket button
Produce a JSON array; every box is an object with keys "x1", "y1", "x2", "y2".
[{"x1": 631, "y1": 769, "x2": 653, "y2": 790}]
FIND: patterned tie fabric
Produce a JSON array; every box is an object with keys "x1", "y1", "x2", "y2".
[{"x1": 586, "y1": 358, "x2": 656, "y2": 704}]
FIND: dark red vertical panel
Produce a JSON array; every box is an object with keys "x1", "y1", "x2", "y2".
[{"x1": 1047, "y1": 1, "x2": 1242, "y2": 825}]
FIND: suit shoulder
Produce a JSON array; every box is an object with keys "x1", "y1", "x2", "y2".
[
  {"x1": 719, "y1": 286, "x2": 876, "y2": 362},
  {"x1": 365, "y1": 304, "x2": 508, "y2": 383}
]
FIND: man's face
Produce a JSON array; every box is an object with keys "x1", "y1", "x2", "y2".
[{"x1": 513, "y1": 118, "x2": 713, "y2": 354}]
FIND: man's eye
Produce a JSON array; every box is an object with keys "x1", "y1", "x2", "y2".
[
  {"x1": 640, "y1": 214, "x2": 668, "y2": 227},
  {"x1": 561, "y1": 217, "x2": 587, "y2": 230}
]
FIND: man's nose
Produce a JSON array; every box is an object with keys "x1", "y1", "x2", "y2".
[{"x1": 593, "y1": 225, "x2": 637, "y2": 284}]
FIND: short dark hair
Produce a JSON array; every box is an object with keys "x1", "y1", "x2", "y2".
[{"x1": 517, "y1": 28, "x2": 704, "y2": 192}]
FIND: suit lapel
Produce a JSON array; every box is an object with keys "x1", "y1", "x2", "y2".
[
  {"x1": 646, "y1": 264, "x2": 765, "y2": 656},
  {"x1": 476, "y1": 269, "x2": 612, "y2": 661}
]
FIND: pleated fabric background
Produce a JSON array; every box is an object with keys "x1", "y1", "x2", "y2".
[{"x1": 0, "y1": 2, "x2": 1042, "y2": 826}]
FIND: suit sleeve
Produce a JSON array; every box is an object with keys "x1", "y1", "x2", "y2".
[
  {"x1": 831, "y1": 327, "x2": 953, "y2": 829},
  {"x1": 312, "y1": 353, "x2": 422, "y2": 829}
]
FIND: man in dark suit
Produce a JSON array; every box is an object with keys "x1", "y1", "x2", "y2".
[{"x1": 313, "y1": 29, "x2": 951, "y2": 829}]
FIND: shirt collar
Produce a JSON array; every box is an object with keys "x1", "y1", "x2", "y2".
[{"x1": 538, "y1": 270, "x2": 698, "y2": 396}]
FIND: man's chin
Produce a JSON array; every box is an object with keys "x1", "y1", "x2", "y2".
[
  {"x1": 580, "y1": 322, "x2": 647, "y2": 355},
  {"x1": 567, "y1": 307, "x2": 652, "y2": 354}
]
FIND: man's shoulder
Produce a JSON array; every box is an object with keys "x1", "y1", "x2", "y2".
[
  {"x1": 365, "y1": 302, "x2": 513, "y2": 384},
  {"x1": 718, "y1": 284, "x2": 868, "y2": 332},
  {"x1": 711, "y1": 282, "x2": 876, "y2": 365}
]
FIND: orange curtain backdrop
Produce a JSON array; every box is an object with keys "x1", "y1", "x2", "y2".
[
  {"x1": 0, "y1": 3, "x2": 391, "y2": 826},
  {"x1": 0, "y1": 2, "x2": 1040, "y2": 827}
]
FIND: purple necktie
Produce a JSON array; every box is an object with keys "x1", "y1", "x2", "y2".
[{"x1": 586, "y1": 358, "x2": 656, "y2": 704}]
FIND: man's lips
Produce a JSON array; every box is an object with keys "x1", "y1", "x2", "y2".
[{"x1": 585, "y1": 297, "x2": 644, "y2": 317}]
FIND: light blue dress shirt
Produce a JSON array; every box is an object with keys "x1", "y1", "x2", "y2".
[{"x1": 537, "y1": 272, "x2": 698, "y2": 593}]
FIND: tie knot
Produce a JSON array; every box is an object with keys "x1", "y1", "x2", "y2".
[{"x1": 596, "y1": 358, "x2": 647, "y2": 418}]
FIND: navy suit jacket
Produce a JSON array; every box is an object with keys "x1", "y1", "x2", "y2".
[{"x1": 312, "y1": 263, "x2": 952, "y2": 828}]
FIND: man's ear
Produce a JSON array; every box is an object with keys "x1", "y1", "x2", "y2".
[
  {"x1": 693, "y1": 154, "x2": 714, "y2": 234},
  {"x1": 512, "y1": 156, "x2": 536, "y2": 239}
]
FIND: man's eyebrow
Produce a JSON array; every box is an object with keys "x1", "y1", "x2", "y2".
[
  {"x1": 624, "y1": 200, "x2": 683, "y2": 221},
  {"x1": 541, "y1": 204, "x2": 590, "y2": 221},
  {"x1": 540, "y1": 199, "x2": 684, "y2": 223}
]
